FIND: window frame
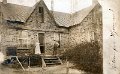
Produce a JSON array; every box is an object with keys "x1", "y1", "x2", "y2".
[{"x1": 39, "y1": 7, "x2": 44, "y2": 23}]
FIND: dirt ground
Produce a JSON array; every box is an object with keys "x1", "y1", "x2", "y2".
[{"x1": 0, "y1": 64, "x2": 91, "y2": 74}]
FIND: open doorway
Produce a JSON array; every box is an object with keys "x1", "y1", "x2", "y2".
[{"x1": 38, "y1": 33, "x2": 45, "y2": 53}]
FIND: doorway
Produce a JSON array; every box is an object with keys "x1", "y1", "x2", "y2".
[{"x1": 38, "y1": 33, "x2": 45, "y2": 53}]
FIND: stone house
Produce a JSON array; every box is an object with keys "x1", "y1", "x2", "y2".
[
  {"x1": 69, "y1": 3, "x2": 102, "y2": 51},
  {"x1": 0, "y1": 0, "x2": 102, "y2": 57},
  {"x1": 0, "y1": 0, "x2": 69, "y2": 56},
  {"x1": 53, "y1": 1, "x2": 102, "y2": 51}
]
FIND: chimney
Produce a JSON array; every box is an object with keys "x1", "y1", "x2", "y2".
[{"x1": 2, "y1": 0, "x2": 7, "y2": 4}]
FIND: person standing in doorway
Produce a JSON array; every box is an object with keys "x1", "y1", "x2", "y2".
[
  {"x1": 53, "y1": 40, "x2": 59, "y2": 56},
  {"x1": 35, "y1": 42, "x2": 41, "y2": 55}
]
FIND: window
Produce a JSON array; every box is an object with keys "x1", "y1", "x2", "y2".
[
  {"x1": 18, "y1": 38, "x2": 28, "y2": 49},
  {"x1": 39, "y1": 7, "x2": 43, "y2": 13},
  {"x1": 39, "y1": 7, "x2": 44, "y2": 23},
  {"x1": 18, "y1": 30, "x2": 29, "y2": 49}
]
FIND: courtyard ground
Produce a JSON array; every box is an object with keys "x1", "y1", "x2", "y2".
[{"x1": 0, "y1": 64, "x2": 94, "y2": 74}]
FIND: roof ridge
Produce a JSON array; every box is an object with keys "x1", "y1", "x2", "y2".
[
  {"x1": 52, "y1": 1, "x2": 99, "y2": 27},
  {"x1": 69, "y1": 2, "x2": 99, "y2": 27},
  {"x1": 0, "y1": 1, "x2": 40, "y2": 22},
  {"x1": 0, "y1": 2, "x2": 33, "y2": 8}
]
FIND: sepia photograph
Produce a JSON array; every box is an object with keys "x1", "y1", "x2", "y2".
[{"x1": 0, "y1": 0, "x2": 119, "y2": 74}]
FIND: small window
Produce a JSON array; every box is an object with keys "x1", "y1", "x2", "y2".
[
  {"x1": 39, "y1": 7, "x2": 44, "y2": 23},
  {"x1": 39, "y1": 7, "x2": 43, "y2": 13}
]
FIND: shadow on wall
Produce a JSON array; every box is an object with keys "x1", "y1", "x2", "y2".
[{"x1": 62, "y1": 41, "x2": 103, "y2": 74}]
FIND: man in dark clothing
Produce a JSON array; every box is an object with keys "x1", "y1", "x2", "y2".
[{"x1": 53, "y1": 40, "x2": 59, "y2": 56}]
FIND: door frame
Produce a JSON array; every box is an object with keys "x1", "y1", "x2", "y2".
[{"x1": 37, "y1": 32, "x2": 45, "y2": 54}]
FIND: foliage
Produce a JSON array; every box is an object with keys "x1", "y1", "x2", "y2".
[{"x1": 62, "y1": 41, "x2": 103, "y2": 73}]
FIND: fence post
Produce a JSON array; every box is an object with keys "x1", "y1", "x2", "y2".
[{"x1": 66, "y1": 61, "x2": 69, "y2": 74}]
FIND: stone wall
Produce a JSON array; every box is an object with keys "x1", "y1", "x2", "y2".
[
  {"x1": 45, "y1": 32, "x2": 69, "y2": 55},
  {"x1": 69, "y1": 4, "x2": 102, "y2": 50},
  {"x1": 0, "y1": 1, "x2": 69, "y2": 56}
]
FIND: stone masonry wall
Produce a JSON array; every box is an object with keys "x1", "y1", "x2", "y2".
[
  {"x1": 69, "y1": 4, "x2": 102, "y2": 50},
  {"x1": 0, "y1": 1, "x2": 69, "y2": 56}
]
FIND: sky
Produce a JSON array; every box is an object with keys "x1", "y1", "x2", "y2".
[{"x1": 0, "y1": 0, "x2": 92, "y2": 13}]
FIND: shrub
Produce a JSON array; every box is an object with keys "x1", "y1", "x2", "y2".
[{"x1": 62, "y1": 41, "x2": 103, "y2": 73}]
